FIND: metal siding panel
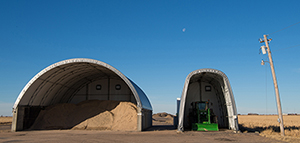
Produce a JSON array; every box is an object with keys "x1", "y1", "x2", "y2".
[{"x1": 129, "y1": 80, "x2": 152, "y2": 110}]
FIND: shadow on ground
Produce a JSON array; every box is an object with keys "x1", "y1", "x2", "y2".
[{"x1": 146, "y1": 125, "x2": 176, "y2": 131}]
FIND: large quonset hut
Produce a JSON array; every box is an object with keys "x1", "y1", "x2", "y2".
[
  {"x1": 177, "y1": 68, "x2": 239, "y2": 132},
  {"x1": 12, "y1": 58, "x2": 152, "y2": 131}
]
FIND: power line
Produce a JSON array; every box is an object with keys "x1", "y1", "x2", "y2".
[
  {"x1": 265, "y1": 64, "x2": 268, "y2": 115},
  {"x1": 273, "y1": 44, "x2": 300, "y2": 52},
  {"x1": 269, "y1": 21, "x2": 300, "y2": 35}
]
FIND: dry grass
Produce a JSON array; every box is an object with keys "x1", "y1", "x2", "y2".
[
  {"x1": 238, "y1": 115, "x2": 300, "y2": 142},
  {"x1": 0, "y1": 117, "x2": 12, "y2": 125}
]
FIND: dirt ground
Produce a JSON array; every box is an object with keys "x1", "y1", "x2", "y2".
[{"x1": 0, "y1": 115, "x2": 298, "y2": 143}]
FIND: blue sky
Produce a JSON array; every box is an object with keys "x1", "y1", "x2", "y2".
[{"x1": 1, "y1": 0, "x2": 300, "y2": 116}]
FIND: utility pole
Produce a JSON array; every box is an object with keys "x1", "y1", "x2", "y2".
[{"x1": 260, "y1": 34, "x2": 285, "y2": 136}]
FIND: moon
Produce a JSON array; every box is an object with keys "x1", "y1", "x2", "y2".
[{"x1": 182, "y1": 28, "x2": 186, "y2": 32}]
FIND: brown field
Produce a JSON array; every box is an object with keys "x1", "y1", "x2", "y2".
[
  {"x1": 0, "y1": 115, "x2": 299, "y2": 142},
  {"x1": 238, "y1": 115, "x2": 300, "y2": 142},
  {"x1": 0, "y1": 116, "x2": 12, "y2": 125}
]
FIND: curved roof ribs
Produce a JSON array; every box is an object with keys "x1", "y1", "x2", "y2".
[{"x1": 13, "y1": 58, "x2": 152, "y2": 111}]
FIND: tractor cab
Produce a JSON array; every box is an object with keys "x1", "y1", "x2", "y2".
[{"x1": 197, "y1": 102, "x2": 207, "y2": 110}]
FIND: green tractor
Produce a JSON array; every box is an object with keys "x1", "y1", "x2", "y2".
[{"x1": 189, "y1": 101, "x2": 218, "y2": 131}]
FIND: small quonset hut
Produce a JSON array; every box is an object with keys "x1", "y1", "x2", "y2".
[
  {"x1": 12, "y1": 58, "x2": 152, "y2": 131},
  {"x1": 177, "y1": 68, "x2": 239, "y2": 131}
]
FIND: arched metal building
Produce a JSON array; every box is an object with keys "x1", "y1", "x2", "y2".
[
  {"x1": 12, "y1": 58, "x2": 152, "y2": 131},
  {"x1": 177, "y1": 68, "x2": 239, "y2": 131}
]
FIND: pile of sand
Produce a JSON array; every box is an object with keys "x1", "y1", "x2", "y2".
[
  {"x1": 30, "y1": 100, "x2": 137, "y2": 131},
  {"x1": 153, "y1": 112, "x2": 174, "y2": 118},
  {"x1": 152, "y1": 112, "x2": 174, "y2": 125}
]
